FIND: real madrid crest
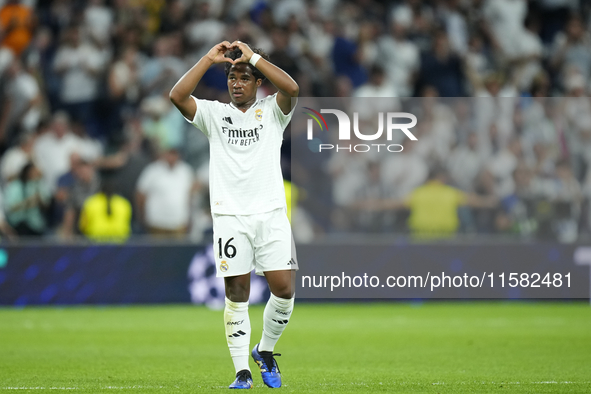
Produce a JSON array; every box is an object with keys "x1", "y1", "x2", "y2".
[
  {"x1": 255, "y1": 109, "x2": 263, "y2": 121},
  {"x1": 220, "y1": 260, "x2": 229, "y2": 272}
]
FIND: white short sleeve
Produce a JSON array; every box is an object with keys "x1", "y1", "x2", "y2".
[
  {"x1": 269, "y1": 92, "x2": 297, "y2": 133},
  {"x1": 185, "y1": 95, "x2": 214, "y2": 138}
]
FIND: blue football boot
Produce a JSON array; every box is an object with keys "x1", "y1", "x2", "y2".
[
  {"x1": 251, "y1": 344, "x2": 282, "y2": 388},
  {"x1": 229, "y1": 369, "x2": 253, "y2": 389}
]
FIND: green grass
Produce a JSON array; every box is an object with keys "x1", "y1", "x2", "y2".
[{"x1": 1, "y1": 303, "x2": 590, "y2": 393}]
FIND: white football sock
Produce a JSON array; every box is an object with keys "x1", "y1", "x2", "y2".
[
  {"x1": 259, "y1": 293, "x2": 294, "y2": 352},
  {"x1": 224, "y1": 297, "x2": 250, "y2": 372}
]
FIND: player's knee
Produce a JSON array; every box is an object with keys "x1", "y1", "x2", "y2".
[
  {"x1": 226, "y1": 284, "x2": 250, "y2": 302},
  {"x1": 271, "y1": 286, "x2": 294, "y2": 300},
  {"x1": 226, "y1": 290, "x2": 249, "y2": 303}
]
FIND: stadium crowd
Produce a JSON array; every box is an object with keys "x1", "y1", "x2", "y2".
[{"x1": 0, "y1": 0, "x2": 591, "y2": 242}]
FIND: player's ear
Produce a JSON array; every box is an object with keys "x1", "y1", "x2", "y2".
[{"x1": 256, "y1": 78, "x2": 262, "y2": 87}]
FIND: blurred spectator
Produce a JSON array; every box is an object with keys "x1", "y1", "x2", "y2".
[
  {"x1": 482, "y1": 0, "x2": 528, "y2": 58},
  {"x1": 562, "y1": 73, "x2": 589, "y2": 123},
  {"x1": 52, "y1": 26, "x2": 109, "y2": 138},
  {"x1": 534, "y1": 0, "x2": 576, "y2": 44},
  {"x1": 354, "y1": 65, "x2": 398, "y2": 100},
  {"x1": 184, "y1": 1, "x2": 225, "y2": 60},
  {"x1": 99, "y1": 117, "x2": 154, "y2": 204},
  {"x1": 0, "y1": 130, "x2": 35, "y2": 183},
  {"x1": 61, "y1": 159, "x2": 100, "y2": 239},
  {"x1": 83, "y1": 0, "x2": 113, "y2": 45},
  {"x1": 272, "y1": 0, "x2": 308, "y2": 27},
  {"x1": 32, "y1": 111, "x2": 100, "y2": 192},
  {"x1": 25, "y1": 27, "x2": 59, "y2": 109},
  {"x1": 411, "y1": 90, "x2": 457, "y2": 161},
  {"x1": 0, "y1": 45, "x2": 13, "y2": 78},
  {"x1": 451, "y1": 98, "x2": 475, "y2": 146},
  {"x1": 285, "y1": 14, "x2": 309, "y2": 59},
  {"x1": 107, "y1": 45, "x2": 141, "y2": 132},
  {"x1": 406, "y1": 167, "x2": 467, "y2": 238},
  {"x1": 333, "y1": 75, "x2": 354, "y2": 97},
  {"x1": 381, "y1": 140, "x2": 428, "y2": 199},
  {"x1": 497, "y1": 162, "x2": 539, "y2": 237},
  {"x1": 4, "y1": 162, "x2": 50, "y2": 236},
  {"x1": 136, "y1": 148, "x2": 194, "y2": 237},
  {"x1": 530, "y1": 142, "x2": 556, "y2": 179},
  {"x1": 0, "y1": 57, "x2": 42, "y2": 148},
  {"x1": 550, "y1": 15, "x2": 591, "y2": 89},
  {"x1": 0, "y1": 0, "x2": 34, "y2": 56},
  {"x1": 417, "y1": 30, "x2": 465, "y2": 96},
  {"x1": 472, "y1": 75, "x2": 518, "y2": 156},
  {"x1": 399, "y1": 0, "x2": 435, "y2": 52},
  {"x1": 139, "y1": 35, "x2": 184, "y2": 98},
  {"x1": 398, "y1": 167, "x2": 497, "y2": 238},
  {"x1": 159, "y1": 0, "x2": 186, "y2": 35},
  {"x1": 353, "y1": 67, "x2": 400, "y2": 120},
  {"x1": 511, "y1": 16, "x2": 544, "y2": 93},
  {"x1": 52, "y1": 153, "x2": 80, "y2": 224},
  {"x1": 306, "y1": 18, "x2": 335, "y2": 77},
  {"x1": 328, "y1": 145, "x2": 368, "y2": 209},
  {"x1": 269, "y1": 28, "x2": 299, "y2": 81},
  {"x1": 377, "y1": 9, "x2": 419, "y2": 97},
  {"x1": 0, "y1": 185, "x2": 16, "y2": 240},
  {"x1": 348, "y1": 160, "x2": 392, "y2": 233},
  {"x1": 79, "y1": 178, "x2": 132, "y2": 243},
  {"x1": 465, "y1": 34, "x2": 492, "y2": 81},
  {"x1": 357, "y1": 21, "x2": 379, "y2": 68},
  {"x1": 521, "y1": 99, "x2": 563, "y2": 166},
  {"x1": 140, "y1": 95, "x2": 185, "y2": 151},
  {"x1": 440, "y1": 0, "x2": 469, "y2": 55},
  {"x1": 332, "y1": 27, "x2": 368, "y2": 88},
  {"x1": 447, "y1": 132, "x2": 484, "y2": 193},
  {"x1": 550, "y1": 160, "x2": 583, "y2": 242},
  {"x1": 486, "y1": 136, "x2": 523, "y2": 198}
]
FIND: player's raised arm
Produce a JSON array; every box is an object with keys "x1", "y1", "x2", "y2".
[
  {"x1": 169, "y1": 41, "x2": 233, "y2": 120},
  {"x1": 230, "y1": 41, "x2": 299, "y2": 115}
]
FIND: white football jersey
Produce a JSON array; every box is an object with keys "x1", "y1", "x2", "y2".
[{"x1": 186, "y1": 93, "x2": 295, "y2": 215}]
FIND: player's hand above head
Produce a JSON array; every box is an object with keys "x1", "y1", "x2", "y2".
[
  {"x1": 207, "y1": 41, "x2": 234, "y2": 64},
  {"x1": 230, "y1": 41, "x2": 254, "y2": 64}
]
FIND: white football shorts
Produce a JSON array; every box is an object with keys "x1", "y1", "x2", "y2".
[{"x1": 212, "y1": 207, "x2": 299, "y2": 277}]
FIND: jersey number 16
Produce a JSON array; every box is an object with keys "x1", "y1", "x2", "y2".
[{"x1": 218, "y1": 237, "x2": 237, "y2": 259}]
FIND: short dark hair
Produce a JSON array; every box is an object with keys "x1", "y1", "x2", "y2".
[
  {"x1": 428, "y1": 166, "x2": 447, "y2": 181},
  {"x1": 224, "y1": 45, "x2": 270, "y2": 82}
]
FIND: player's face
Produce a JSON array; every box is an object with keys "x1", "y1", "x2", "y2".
[{"x1": 227, "y1": 63, "x2": 262, "y2": 106}]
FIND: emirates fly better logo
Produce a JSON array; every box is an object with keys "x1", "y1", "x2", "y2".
[{"x1": 303, "y1": 107, "x2": 418, "y2": 153}]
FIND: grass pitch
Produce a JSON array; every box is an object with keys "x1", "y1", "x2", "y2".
[{"x1": 1, "y1": 302, "x2": 590, "y2": 393}]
